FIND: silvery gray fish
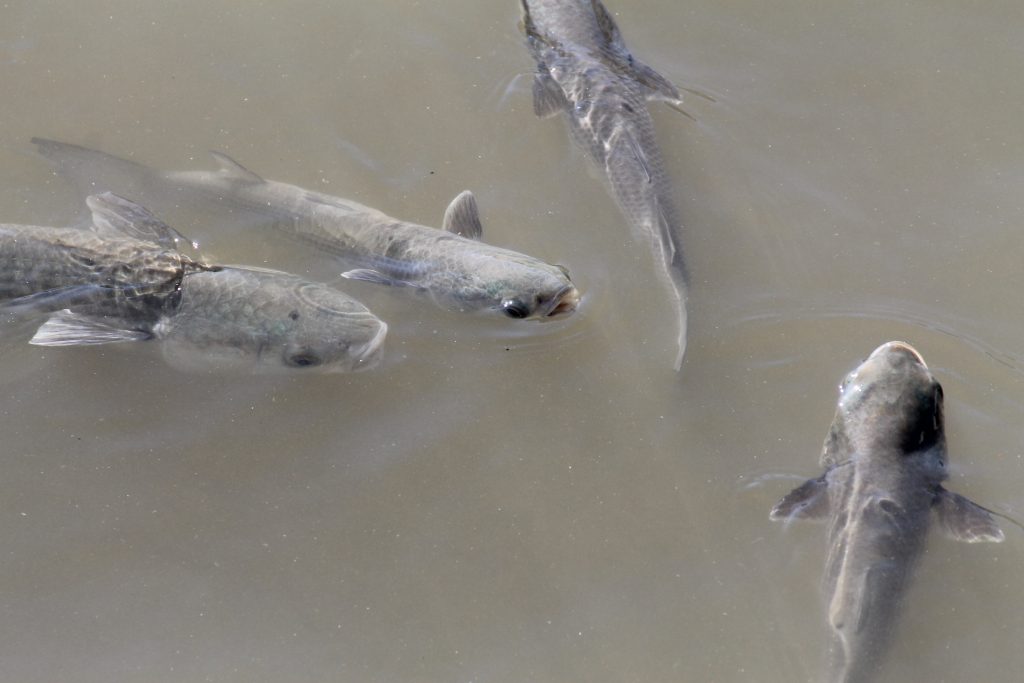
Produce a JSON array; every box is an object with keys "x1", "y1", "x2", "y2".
[
  {"x1": 0, "y1": 192, "x2": 386, "y2": 372},
  {"x1": 519, "y1": 0, "x2": 691, "y2": 368},
  {"x1": 770, "y1": 341, "x2": 1004, "y2": 683},
  {"x1": 31, "y1": 138, "x2": 581, "y2": 322}
]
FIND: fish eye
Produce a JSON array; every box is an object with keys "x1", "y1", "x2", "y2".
[
  {"x1": 555, "y1": 264, "x2": 571, "y2": 278},
  {"x1": 285, "y1": 351, "x2": 322, "y2": 368},
  {"x1": 502, "y1": 299, "x2": 531, "y2": 319}
]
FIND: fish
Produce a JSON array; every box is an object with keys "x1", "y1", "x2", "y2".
[
  {"x1": 31, "y1": 138, "x2": 581, "y2": 322},
  {"x1": 0, "y1": 192, "x2": 387, "y2": 372},
  {"x1": 770, "y1": 341, "x2": 1004, "y2": 683},
  {"x1": 519, "y1": 0, "x2": 691, "y2": 368}
]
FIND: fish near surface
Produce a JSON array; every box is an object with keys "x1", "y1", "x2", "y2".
[
  {"x1": 520, "y1": 0, "x2": 691, "y2": 368},
  {"x1": 31, "y1": 138, "x2": 581, "y2": 323},
  {"x1": 770, "y1": 341, "x2": 1004, "y2": 683},
  {"x1": 0, "y1": 192, "x2": 386, "y2": 372}
]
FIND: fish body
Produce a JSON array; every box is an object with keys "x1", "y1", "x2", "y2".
[
  {"x1": 32, "y1": 138, "x2": 581, "y2": 322},
  {"x1": 520, "y1": 0, "x2": 688, "y2": 366},
  {"x1": 0, "y1": 221, "x2": 190, "y2": 325},
  {"x1": 1, "y1": 193, "x2": 386, "y2": 372},
  {"x1": 771, "y1": 342, "x2": 1004, "y2": 682}
]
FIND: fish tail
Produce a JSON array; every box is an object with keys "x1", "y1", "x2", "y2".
[
  {"x1": 31, "y1": 137, "x2": 157, "y2": 199},
  {"x1": 655, "y1": 204, "x2": 689, "y2": 371},
  {"x1": 673, "y1": 289, "x2": 688, "y2": 371}
]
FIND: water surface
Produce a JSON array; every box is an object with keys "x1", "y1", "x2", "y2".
[{"x1": 1, "y1": 1, "x2": 1023, "y2": 681}]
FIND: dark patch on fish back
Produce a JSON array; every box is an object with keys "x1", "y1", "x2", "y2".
[{"x1": 384, "y1": 238, "x2": 409, "y2": 260}]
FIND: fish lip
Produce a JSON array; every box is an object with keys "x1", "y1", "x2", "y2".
[
  {"x1": 351, "y1": 319, "x2": 388, "y2": 369},
  {"x1": 870, "y1": 340, "x2": 927, "y2": 368},
  {"x1": 543, "y1": 284, "x2": 581, "y2": 318}
]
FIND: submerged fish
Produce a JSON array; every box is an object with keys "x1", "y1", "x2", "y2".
[
  {"x1": 770, "y1": 341, "x2": 1003, "y2": 683},
  {"x1": 0, "y1": 192, "x2": 386, "y2": 372},
  {"x1": 519, "y1": 0, "x2": 691, "y2": 368},
  {"x1": 31, "y1": 138, "x2": 581, "y2": 322}
]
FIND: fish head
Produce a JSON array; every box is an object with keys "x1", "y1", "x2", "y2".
[
  {"x1": 160, "y1": 268, "x2": 386, "y2": 373},
  {"x1": 466, "y1": 257, "x2": 580, "y2": 320},
  {"x1": 833, "y1": 341, "x2": 945, "y2": 459},
  {"x1": 271, "y1": 279, "x2": 388, "y2": 372}
]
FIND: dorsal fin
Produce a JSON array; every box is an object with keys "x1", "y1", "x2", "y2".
[
  {"x1": 441, "y1": 191, "x2": 483, "y2": 240},
  {"x1": 590, "y1": 0, "x2": 625, "y2": 48},
  {"x1": 210, "y1": 151, "x2": 263, "y2": 184},
  {"x1": 607, "y1": 131, "x2": 652, "y2": 185},
  {"x1": 86, "y1": 192, "x2": 192, "y2": 249}
]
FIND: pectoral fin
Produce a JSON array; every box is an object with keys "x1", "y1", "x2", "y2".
[
  {"x1": 532, "y1": 74, "x2": 567, "y2": 118},
  {"x1": 934, "y1": 487, "x2": 1004, "y2": 543},
  {"x1": 210, "y1": 151, "x2": 264, "y2": 184},
  {"x1": 770, "y1": 474, "x2": 830, "y2": 521},
  {"x1": 441, "y1": 190, "x2": 483, "y2": 239},
  {"x1": 631, "y1": 59, "x2": 682, "y2": 101},
  {"x1": 341, "y1": 269, "x2": 423, "y2": 291},
  {"x1": 30, "y1": 310, "x2": 151, "y2": 346}
]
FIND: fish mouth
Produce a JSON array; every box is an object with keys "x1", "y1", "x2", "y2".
[
  {"x1": 351, "y1": 320, "x2": 388, "y2": 369},
  {"x1": 870, "y1": 340, "x2": 927, "y2": 368},
  {"x1": 544, "y1": 285, "x2": 581, "y2": 318}
]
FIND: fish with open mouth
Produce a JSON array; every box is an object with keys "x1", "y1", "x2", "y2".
[
  {"x1": 519, "y1": 0, "x2": 692, "y2": 367},
  {"x1": 0, "y1": 192, "x2": 386, "y2": 372},
  {"x1": 31, "y1": 138, "x2": 581, "y2": 322},
  {"x1": 770, "y1": 341, "x2": 1004, "y2": 682}
]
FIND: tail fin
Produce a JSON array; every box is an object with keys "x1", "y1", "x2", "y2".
[
  {"x1": 655, "y1": 199, "x2": 689, "y2": 371},
  {"x1": 31, "y1": 137, "x2": 156, "y2": 200},
  {"x1": 673, "y1": 280, "x2": 688, "y2": 371}
]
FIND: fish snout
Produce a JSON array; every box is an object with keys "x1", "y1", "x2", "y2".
[
  {"x1": 346, "y1": 317, "x2": 389, "y2": 370},
  {"x1": 869, "y1": 341, "x2": 928, "y2": 368},
  {"x1": 545, "y1": 285, "x2": 581, "y2": 318},
  {"x1": 349, "y1": 319, "x2": 388, "y2": 370}
]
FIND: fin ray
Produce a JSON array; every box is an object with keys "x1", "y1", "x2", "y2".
[
  {"x1": 441, "y1": 191, "x2": 483, "y2": 239},
  {"x1": 934, "y1": 488, "x2": 1004, "y2": 543},
  {"x1": 30, "y1": 310, "x2": 151, "y2": 346}
]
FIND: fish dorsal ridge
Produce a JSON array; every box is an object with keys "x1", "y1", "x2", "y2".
[
  {"x1": 442, "y1": 190, "x2": 483, "y2": 240},
  {"x1": 210, "y1": 151, "x2": 264, "y2": 184}
]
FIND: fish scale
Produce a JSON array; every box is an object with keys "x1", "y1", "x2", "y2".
[{"x1": 0, "y1": 223, "x2": 191, "y2": 324}]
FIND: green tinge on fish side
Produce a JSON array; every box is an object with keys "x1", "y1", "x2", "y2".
[
  {"x1": 770, "y1": 342, "x2": 1003, "y2": 683},
  {"x1": 519, "y1": 0, "x2": 692, "y2": 369},
  {"x1": 0, "y1": 192, "x2": 387, "y2": 373},
  {"x1": 31, "y1": 138, "x2": 582, "y2": 323}
]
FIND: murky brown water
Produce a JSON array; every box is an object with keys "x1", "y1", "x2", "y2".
[{"x1": 2, "y1": 1, "x2": 1023, "y2": 681}]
